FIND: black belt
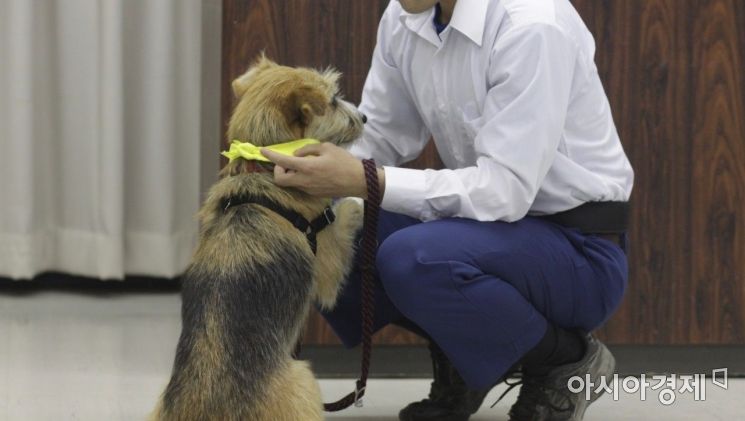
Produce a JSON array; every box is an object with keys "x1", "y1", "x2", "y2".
[
  {"x1": 538, "y1": 201, "x2": 629, "y2": 234},
  {"x1": 537, "y1": 201, "x2": 629, "y2": 249},
  {"x1": 222, "y1": 195, "x2": 335, "y2": 254}
]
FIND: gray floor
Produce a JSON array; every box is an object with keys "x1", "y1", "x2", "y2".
[{"x1": 1, "y1": 290, "x2": 742, "y2": 420}]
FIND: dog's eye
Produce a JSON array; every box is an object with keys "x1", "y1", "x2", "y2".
[{"x1": 331, "y1": 96, "x2": 338, "y2": 107}]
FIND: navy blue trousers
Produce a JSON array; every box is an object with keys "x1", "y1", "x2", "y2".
[{"x1": 322, "y1": 210, "x2": 628, "y2": 389}]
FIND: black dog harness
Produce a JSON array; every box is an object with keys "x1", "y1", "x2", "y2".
[{"x1": 222, "y1": 195, "x2": 335, "y2": 255}]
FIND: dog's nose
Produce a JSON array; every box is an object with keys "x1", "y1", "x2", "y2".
[{"x1": 360, "y1": 113, "x2": 367, "y2": 124}]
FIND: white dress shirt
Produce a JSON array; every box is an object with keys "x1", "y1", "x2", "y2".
[{"x1": 349, "y1": 0, "x2": 634, "y2": 222}]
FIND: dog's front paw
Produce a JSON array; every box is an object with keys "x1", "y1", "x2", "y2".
[
  {"x1": 333, "y1": 198, "x2": 364, "y2": 234},
  {"x1": 313, "y1": 198, "x2": 363, "y2": 310}
]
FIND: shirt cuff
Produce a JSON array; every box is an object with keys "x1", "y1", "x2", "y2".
[{"x1": 380, "y1": 166, "x2": 426, "y2": 219}]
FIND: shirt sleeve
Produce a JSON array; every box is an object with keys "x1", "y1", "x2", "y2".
[
  {"x1": 348, "y1": 5, "x2": 431, "y2": 167},
  {"x1": 381, "y1": 23, "x2": 580, "y2": 222}
]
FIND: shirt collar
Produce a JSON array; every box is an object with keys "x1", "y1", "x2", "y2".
[
  {"x1": 399, "y1": 5, "x2": 439, "y2": 46},
  {"x1": 399, "y1": 0, "x2": 488, "y2": 47}
]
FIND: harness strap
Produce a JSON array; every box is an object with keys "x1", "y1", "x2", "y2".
[{"x1": 223, "y1": 195, "x2": 334, "y2": 254}]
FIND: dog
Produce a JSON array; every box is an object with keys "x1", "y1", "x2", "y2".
[{"x1": 150, "y1": 56, "x2": 365, "y2": 421}]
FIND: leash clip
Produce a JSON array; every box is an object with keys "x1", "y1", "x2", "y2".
[{"x1": 354, "y1": 385, "x2": 366, "y2": 407}]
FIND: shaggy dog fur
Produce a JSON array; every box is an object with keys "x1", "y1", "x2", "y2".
[{"x1": 150, "y1": 56, "x2": 365, "y2": 421}]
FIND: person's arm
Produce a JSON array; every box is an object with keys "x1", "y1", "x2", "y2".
[
  {"x1": 347, "y1": 4, "x2": 431, "y2": 167},
  {"x1": 381, "y1": 23, "x2": 581, "y2": 221},
  {"x1": 260, "y1": 4, "x2": 425, "y2": 199}
]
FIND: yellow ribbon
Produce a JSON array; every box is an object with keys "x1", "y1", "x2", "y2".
[{"x1": 221, "y1": 139, "x2": 321, "y2": 163}]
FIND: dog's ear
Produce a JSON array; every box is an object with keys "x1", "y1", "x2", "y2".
[
  {"x1": 232, "y1": 54, "x2": 277, "y2": 98},
  {"x1": 281, "y1": 86, "x2": 327, "y2": 133}
]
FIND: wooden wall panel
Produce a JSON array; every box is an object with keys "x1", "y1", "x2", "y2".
[
  {"x1": 222, "y1": 0, "x2": 745, "y2": 345},
  {"x1": 688, "y1": 0, "x2": 745, "y2": 343}
]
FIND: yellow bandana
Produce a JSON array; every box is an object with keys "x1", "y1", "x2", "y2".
[{"x1": 221, "y1": 139, "x2": 321, "y2": 163}]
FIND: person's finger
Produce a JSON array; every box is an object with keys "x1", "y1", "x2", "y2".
[
  {"x1": 260, "y1": 148, "x2": 306, "y2": 169},
  {"x1": 273, "y1": 164, "x2": 297, "y2": 187},
  {"x1": 294, "y1": 144, "x2": 323, "y2": 157},
  {"x1": 273, "y1": 164, "x2": 288, "y2": 176}
]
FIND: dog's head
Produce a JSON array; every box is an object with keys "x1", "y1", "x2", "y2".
[{"x1": 227, "y1": 55, "x2": 365, "y2": 147}]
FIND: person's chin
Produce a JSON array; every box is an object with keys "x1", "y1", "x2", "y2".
[{"x1": 398, "y1": 0, "x2": 437, "y2": 14}]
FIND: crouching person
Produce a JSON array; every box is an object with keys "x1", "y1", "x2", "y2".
[{"x1": 261, "y1": 0, "x2": 634, "y2": 419}]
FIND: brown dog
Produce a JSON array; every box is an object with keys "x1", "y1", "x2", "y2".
[{"x1": 150, "y1": 56, "x2": 365, "y2": 421}]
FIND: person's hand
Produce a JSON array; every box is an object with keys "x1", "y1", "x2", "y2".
[{"x1": 261, "y1": 143, "x2": 381, "y2": 198}]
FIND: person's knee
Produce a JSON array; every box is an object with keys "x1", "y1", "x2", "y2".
[
  {"x1": 375, "y1": 230, "x2": 426, "y2": 304},
  {"x1": 377, "y1": 230, "x2": 417, "y2": 282}
]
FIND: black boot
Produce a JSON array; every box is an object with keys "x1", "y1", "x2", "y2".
[{"x1": 399, "y1": 341, "x2": 491, "y2": 421}]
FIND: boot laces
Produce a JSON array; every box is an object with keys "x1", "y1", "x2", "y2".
[{"x1": 491, "y1": 374, "x2": 574, "y2": 418}]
